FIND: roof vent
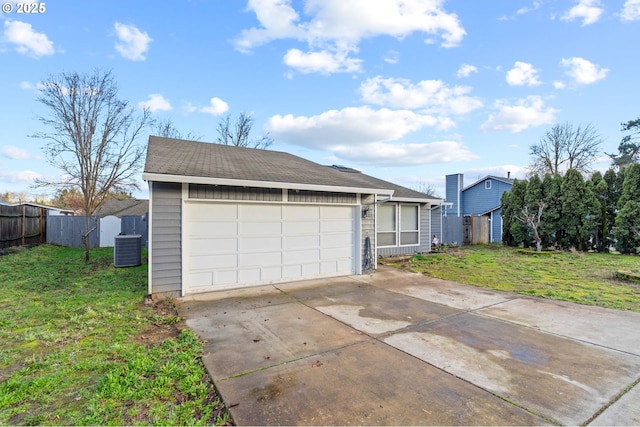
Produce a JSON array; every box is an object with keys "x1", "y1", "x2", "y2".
[
  {"x1": 330, "y1": 165, "x2": 361, "y2": 173},
  {"x1": 114, "y1": 234, "x2": 142, "y2": 267}
]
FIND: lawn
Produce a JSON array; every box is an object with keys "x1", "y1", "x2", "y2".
[
  {"x1": 0, "y1": 244, "x2": 231, "y2": 426},
  {"x1": 393, "y1": 245, "x2": 640, "y2": 312}
]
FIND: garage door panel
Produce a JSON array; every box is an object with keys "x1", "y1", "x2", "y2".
[
  {"x1": 189, "y1": 237, "x2": 237, "y2": 253},
  {"x1": 284, "y1": 248, "x2": 320, "y2": 263},
  {"x1": 238, "y1": 268, "x2": 261, "y2": 283},
  {"x1": 322, "y1": 220, "x2": 353, "y2": 233},
  {"x1": 194, "y1": 222, "x2": 238, "y2": 237},
  {"x1": 184, "y1": 202, "x2": 356, "y2": 294},
  {"x1": 262, "y1": 266, "x2": 283, "y2": 281},
  {"x1": 321, "y1": 261, "x2": 339, "y2": 274},
  {"x1": 302, "y1": 263, "x2": 321, "y2": 276},
  {"x1": 322, "y1": 205, "x2": 353, "y2": 219},
  {"x1": 322, "y1": 246, "x2": 353, "y2": 260},
  {"x1": 240, "y1": 222, "x2": 282, "y2": 235},
  {"x1": 285, "y1": 205, "x2": 319, "y2": 219},
  {"x1": 239, "y1": 251, "x2": 282, "y2": 267},
  {"x1": 283, "y1": 221, "x2": 320, "y2": 234},
  {"x1": 190, "y1": 253, "x2": 237, "y2": 270},
  {"x1": 284, "y1": 235, "x2": 321, "y2": 250},
  {"x1": 241, "y1": 204, "x2": 281, "y2": 220},
  {"x1": 190, "y1": 203, "x2": 237, "y2": 219},
  {"x1": 336, "y1": 259, "x2": 354, "y2": 273},
  {"x1": 214, "y1": 270, "x2": 239, "y2": 285},
  {"x1": 239, "y1": 236, "x2": 282, "y2": 251},
  {"x1": 322, "y1": 233, "x2": 354, "y2": 248}
]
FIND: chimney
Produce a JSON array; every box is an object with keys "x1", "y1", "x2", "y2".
[{"x1": 507, "y1": 171, "x2": 511, "y2": 179}]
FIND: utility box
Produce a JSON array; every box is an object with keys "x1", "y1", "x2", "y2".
[{"x1": 114, "y1": 234, "x2": 142, "y2": 267}]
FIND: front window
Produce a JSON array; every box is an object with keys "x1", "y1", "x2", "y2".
[
  {"x1": 400, "y1": 204, "x2": 419, "y2": 245},
  {"x1": 377, "y1": 203, "x2": 396, "y2": 246},
  {"x1": 377, "y1": 203, "x2": 420, "y2": 247}
]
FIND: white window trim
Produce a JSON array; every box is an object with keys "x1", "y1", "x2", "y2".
[
  {"x1": 376, "y1": 203, "x2": 420, "y2": 248},
  {"x1": 485, "y1": 180, "x2": 492, "y2": 190},
  {"x1": 399, "y1": 203, "x2": 420, "y2": 247}
]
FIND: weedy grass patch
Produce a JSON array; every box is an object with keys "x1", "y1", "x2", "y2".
[
  {"x1": 402, "y1": 245, "x2": 640, "y2": 312},
  {"x1": 0, "y1": 244, "x2": 231, "y2": 426}
]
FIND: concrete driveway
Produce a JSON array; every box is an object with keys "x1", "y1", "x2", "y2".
[{"x1": 177, "y1": 266, "x2": 640, "y2": 426}]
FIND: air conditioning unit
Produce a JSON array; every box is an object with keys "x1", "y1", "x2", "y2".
[{"x1": 114, "y1": 234, "x2": 142, "y2": 267}]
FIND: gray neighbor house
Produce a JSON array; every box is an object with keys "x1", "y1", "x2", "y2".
[{"x1": 142, "y1": 136, "x2": 445, "y2": 296}]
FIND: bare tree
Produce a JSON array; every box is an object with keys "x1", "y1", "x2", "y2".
[
  {"x1": 529, "y1": 122, "x2": 602, "y2": 176},
  {"x1": 216, "y1": 112, "x2": 272, "y2": 149},
  {"x1": 32, "y1": 69, "x2": 151, "y2": 262},
  {"x1": 515, "y1": 201, "x2": 545, "y2": 252},
  {"x1": 410, "y1": 181, "x2": 441, "y2": 197},
  {"x1": 153, "y1": 118, "x2": 202, "y2": 141}
]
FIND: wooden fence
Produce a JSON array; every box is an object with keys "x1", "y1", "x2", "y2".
[
  {"x1": 0, "y1": 204, "x2": 47, "y2": 249},
  {"x1": 46, "y1": 215, "x2": 101, "y2": 249},
  {"x1": 47, "y1": 214, "x2": 148, "y2": 248}
]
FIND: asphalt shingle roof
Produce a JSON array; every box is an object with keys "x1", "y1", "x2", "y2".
[
  {"x1": 94, "y1": 198, "x2": 149, "y2": 218},
  {"x1": 144, "y1": 136, "x2": 438, "y2": 200}
]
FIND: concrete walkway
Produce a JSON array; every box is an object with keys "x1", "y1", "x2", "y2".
[{"x1": 177, "y1": 266, "x2": 640, "y2": 426}]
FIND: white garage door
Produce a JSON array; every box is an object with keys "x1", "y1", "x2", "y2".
[{"x1": 183, "y1": 202, "x2": 358, "y2": 294}]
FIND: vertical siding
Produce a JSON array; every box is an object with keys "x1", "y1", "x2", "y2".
[
  {"x1": 442, "y1": 216, "x2": 463, "y2": 245},
  {"x1": 288, "y1": 190, "x2": 357, "y2": 204},
  {"x1": 430, "y1": 205, "x2": 442, "y2": 244},
  {"x1": 361, "y1": 194, "x2": 375, "y2": 271},
  {"x1": 445, "y1": 174, "x2": 463, "y2": 217},
  {"x1": 189, "y1": 184, "x2": 283, "y2": 201},
  {"x1": 150, "y1": 182, "x2": 182, "y2": 295},
  {"x1": 491, "y1": 208, "x2": 503, "y2": 243},
  {"x1": 419, "y1": 203, "x2": 430, "y2": 252}
]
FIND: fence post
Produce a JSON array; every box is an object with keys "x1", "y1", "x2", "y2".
[{"x1": 21, "y1": 204, "x2": 25, "y2": 246}]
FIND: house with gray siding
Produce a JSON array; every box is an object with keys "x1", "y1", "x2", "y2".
[
  {"x1": 444, "y1": 173, "x2": 514, "y2": 243},
  {"x1": 143, "y1": 136, "x2": 444, "y2": 296}
]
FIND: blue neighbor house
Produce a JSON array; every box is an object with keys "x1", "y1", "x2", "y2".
[{"x1": 444, "y1": 173, "x2": 514, "y2": 243}]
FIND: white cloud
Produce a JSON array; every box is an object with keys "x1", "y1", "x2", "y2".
[
  {"x1": 332, "y1": 140, "x2": 477, "y2": 166},
  {"x1": 464, "y1": 165, "x2": 528, "y2": 181},
  {"x1": 620, "y1": 0, "x2": 640, "y2": 21},
  {"x1": 235, "y1": 0, "x2": 466, "y2": 74},
  {"x1": 561, "y1": 0, "x2": 604, "y2": 26},
  {"x1": 2, "y1": 146, "x2": 31, "y2": 160},
  {"x1": 3, "y1": 20, "x2": 54, "y2": 57},
  {"x1": 553, "y1": 81, "x2": 566, "y2": 89},
  {"x1": 359, "y1": 76, "x2": 483, "y2": 116},
  {"x1": 266, "y1": 106, "x2": 451, "y2": 149},
  {"x1": 560, "y1": 57, "x2": 609, "y2": 84},
  {"x1": 0, "y1": 170, "x2": 41, "y2": 184},
  {"x1": 506, "y1": 61, "x2": 542, "y2": 86},
  {"x1": 517, "y1": 1, "x2": 542, "y2": 15},
  {"x1": 283, "y1": 48, "x2": 362, "y2": 74},
  {"x1": 383, "y1": 50, "x2": 400, "y2": 64},
  {"x1": 138, "y1": 94, "x2": 172, "y2": 112},
  {"x1": 481, "y1": 96, "x2": 559, "y2": 133},
  {"x1": 199, "y1": 97, "x2": 229, "y2": 116},
  {"x1": 113, "y1": 22, "x2": 152, "y2": 61},
  {"x1": 456, "y1": 64, "x2": 478, "y2": 78}
]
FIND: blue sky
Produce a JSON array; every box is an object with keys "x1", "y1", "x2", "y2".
[{"x1": 1, "y1": 0, "x2": 639, "y2": 200}]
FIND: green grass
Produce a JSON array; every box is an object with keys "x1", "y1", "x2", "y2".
[
  {"x1": 398, "y1": 245, "x2": 640, "y2": 312},
  {"x1": 0, "y1": 244, "x2": 231, "y2": 426}
]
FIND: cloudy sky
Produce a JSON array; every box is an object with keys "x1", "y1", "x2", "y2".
[{"x1": 1, "y1": 0, "x2": 639, "y2": 199}]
